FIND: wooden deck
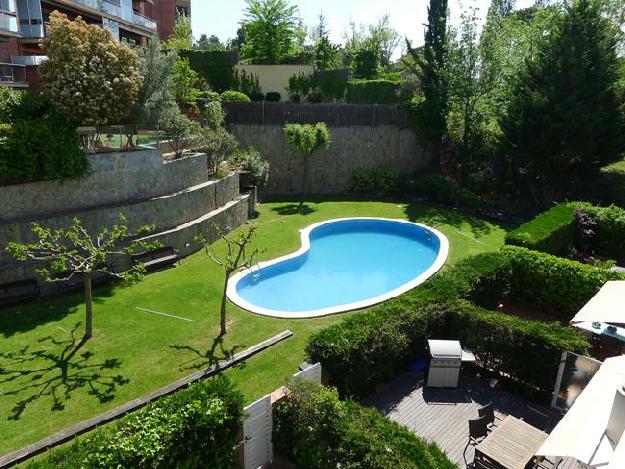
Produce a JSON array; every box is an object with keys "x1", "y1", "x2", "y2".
[{"x1": 368, "y1": 372, "x2": 579, "y2": 469}]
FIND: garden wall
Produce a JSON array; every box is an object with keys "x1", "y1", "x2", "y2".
[{"x1": 231, "y1": 124, "x2": 430, "y2": 194}]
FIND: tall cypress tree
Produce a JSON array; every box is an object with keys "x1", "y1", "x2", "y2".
[
  {"x1": 409, "y1": 0, "x2": 449, "y2": 146},
  {"x1": 499, "y1": 0, "x2": 625, "y2": 206}
]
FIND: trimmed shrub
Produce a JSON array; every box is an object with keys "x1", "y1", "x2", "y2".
[
  {"x1": 577, "y1": 204, "x2": 625, "y2": 263},
  {"x1": 307, "y1": 297, "x2": 588, "y2": 401},
  {"x1": 273, "y1": 379, "x2": 455, "y2": 469},
  {"x1": 346, "y1": 79, "x2": 399, "y2": 104},
  {"x1": 229, "y1": 147, "x2": 270, "y2": 188},
  {"x1": 0, "y1": 91, "x2": 87, "y2": 184},
  {"x1": 351, "y1": 167, "x2": 401, "y2": 195},
  {"x1": 502, "y1": 245, "x2": 625, "y2": 318},
  {"x1": 28, "y1": 376, "x2": 244, "y2": 469},
  {"x1": 220, "y1": 90, "x2": 251, "y2": 102},
  {"x1": 505, "y1": 204, "x2": 575, "y2": 256},
  {"x1": 265, "y1": 92, "x2": 281, "y2": 102},
  {"x1": 180, "y1": 50, "x2": 235, "y2": 93}
]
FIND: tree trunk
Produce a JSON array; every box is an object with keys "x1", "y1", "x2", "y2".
[
  {"x1": 220, "y1": 274, "x2": 229, "y2": 336},
  {"x1": 299, "y1": 154, "x2": 309, "y2": 212},
  {"x1": 84, "y1": 272, "x2": 93, "y2": 339}
]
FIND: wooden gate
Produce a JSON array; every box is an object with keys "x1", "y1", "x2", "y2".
[{"x1": 243, "y1": 394, "x2": 273, "y2": 469}]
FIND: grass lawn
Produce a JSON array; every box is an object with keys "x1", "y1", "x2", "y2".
[{"x1": 0, "y1": 196, "x2": 506, "y2": 456}]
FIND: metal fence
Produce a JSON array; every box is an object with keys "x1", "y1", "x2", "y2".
[{"x1": 223, "y1": 101, "x2": 408, "y2": 128}]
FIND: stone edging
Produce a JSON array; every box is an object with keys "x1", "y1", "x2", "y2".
[{"x1": 0, "y1": 330, "x2": 293, "y2": 468}]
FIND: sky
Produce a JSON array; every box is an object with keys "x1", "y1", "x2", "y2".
[{"x1": 191, "y1": 0, "x2": 536, "y2": 58}]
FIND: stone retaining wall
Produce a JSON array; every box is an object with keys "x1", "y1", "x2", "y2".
[
  {"x1": 0, "y1": 150, "x2": 208, "y2": 223},
  {"x1": 230, "y1": 124, "x2": 430, "y2": 195}
]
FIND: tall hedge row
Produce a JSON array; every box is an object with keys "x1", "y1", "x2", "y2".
[
  {"x1": 501, "y1": 245, "x2": 625, "y2": 318},
  {"x1": 505, "y1": 203, "x2": 575, "y2": 256},
  {"x1": 307, "y1": 297, "x2": 587, "y2": 401},
  {"x1": 346, "y1": 79, "x2": 400, "y2": 104},
  {"x1": 273, "y1": 379, "x2": 456, "y2": 469},
  {"x1": 579, "y1": 204, "x2": 625, "y2": 263},
  {"x1": 179, "y1": 50, "x2": 236, "y2": 93},
  {"x1": 28, "y1": 376, "x2": 244, "y2": 469}
]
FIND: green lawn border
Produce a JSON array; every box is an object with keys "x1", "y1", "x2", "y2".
[{"x1": 0, "y1": 330, "x2": 293, "y2": 468}]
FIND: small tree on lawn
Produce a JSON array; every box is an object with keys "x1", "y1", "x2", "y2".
[
  {"x1": 283, "y1": 123, "x2": 331, "y2": 212},
  {"x1": 6, "y1": 215, "x2": 158, "y2": 339},
  {"x1": 197, "y1": 224, "x2": 259, "y2": 336},
  {"x1": 39, "y1": 11, "x2": 143, "y2": 126}
]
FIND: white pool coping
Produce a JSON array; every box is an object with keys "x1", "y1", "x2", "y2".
[{"x1": 227, "y1": 217, "x2": 450, "y2": 319}]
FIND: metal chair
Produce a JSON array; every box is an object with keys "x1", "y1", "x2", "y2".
[
  {"x1": 463, "y1": 416, "x2": 490, "y2": 466},
  {"x1": 478, "y1": 403, "x2": 499, "y2": 428}
]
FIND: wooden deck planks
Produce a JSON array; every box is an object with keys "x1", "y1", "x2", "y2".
[{"x1": 368, "y1": 372, "x2": 579, "y2": 469}]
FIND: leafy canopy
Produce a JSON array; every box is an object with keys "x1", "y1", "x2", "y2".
[
  {"x1": 39, "y1": 11, "x2": 142, "y2": 126},
  {"x1": 284, "y1": 123, "x2": 332, "y2": 156}
]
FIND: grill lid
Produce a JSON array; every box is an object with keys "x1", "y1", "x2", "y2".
[{"x1": 428, "y1": 340, "x2": 462, "y2": 359}]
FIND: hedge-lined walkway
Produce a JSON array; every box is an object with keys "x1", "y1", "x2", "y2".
[{"x1": 369, "y1": 372, "x2": 578, "y2": 469}]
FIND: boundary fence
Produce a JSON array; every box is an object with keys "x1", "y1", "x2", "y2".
[{"x1": 223, "y1": 101, "x2": 409, "y2": 127}]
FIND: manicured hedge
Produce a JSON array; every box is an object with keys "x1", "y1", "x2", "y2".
[
  {"x1": 501, "y1": 245, "x2": 625, "y2": 318},
  {"x1": 505, "y1": 203, "x2": 575, "y2": 256},
  {"x1": 307, "y1": 297, "x2": 587, "y2": 401},
  {"x1": 346, "y1": 79, "x2": 399, "y2": 104},
  {"x1": 578, "y1": 204, "x2": 625, "y2": 263},
  {"x1": 220, "y1": 90, "x2": 251, "y2": 102},
  {"x1": 273, "y1": 379, "x2": 456, "y2": 469},
  {"x1": 28, "y1": 376, "x2": 244, "y2": 469},
  {"x1": 179, "y1": 50, "x2": 236, "y2": 93}
]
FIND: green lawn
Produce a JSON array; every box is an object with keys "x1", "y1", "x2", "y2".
[{"x1": 0, "y1": 197, "x2": 506, "y2": 456}]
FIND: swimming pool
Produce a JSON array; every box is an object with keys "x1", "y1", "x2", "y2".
[{"x1": 227, "y1": 218, "x2": 449, "y2": 318}]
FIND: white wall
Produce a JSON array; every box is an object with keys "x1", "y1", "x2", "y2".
[{"x1": 235, "y1": 64, "x2": 314, "y2": 97}]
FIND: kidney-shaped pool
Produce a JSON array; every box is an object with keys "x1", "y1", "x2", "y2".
[{"x1": 227, "y1": 218, "x2": 449, "y2": 318}]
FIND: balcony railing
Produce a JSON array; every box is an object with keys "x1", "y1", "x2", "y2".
[
  {"x1": 0, "y1": 11, "x2": 18, "y2": 34},
  {"x1": 67, "y1": 0, "x2": 157, "y2": 31},
  {"x1": 131, "y1": 10, "x2": 156, "y2": 30},
  {"x1": 0, "y1": 62, "x2": 27, "y2": 86}
]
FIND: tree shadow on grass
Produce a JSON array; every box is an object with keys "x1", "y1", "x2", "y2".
[
  {"x1": 270, "y1": 203, "x2": 316, "y2": 216},
  {"x1": 0, "y1": 323, "x2": 129, "y2": 421},
  {"x1": 404, "y1": 202, "x2": 498, "y2": 238},
  {"x1": 170, "y1": 335, "x2": 246, "y2": 375}
]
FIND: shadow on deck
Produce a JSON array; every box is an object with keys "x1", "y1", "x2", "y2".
[{"x1": 367, "y1": 372, "x2": 578, "y2": 469}]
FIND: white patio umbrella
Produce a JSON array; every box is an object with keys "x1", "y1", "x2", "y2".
[
  {"x1": 536, "y1": 355, "x2": 625, "y2": 467},
  {"x1": 571, "y1": 281, "x2": 625, "y2": 325}
]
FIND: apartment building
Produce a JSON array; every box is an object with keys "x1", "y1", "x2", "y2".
[{"x1": 0, "y1": 0, "x2": 189, "y2": 88}]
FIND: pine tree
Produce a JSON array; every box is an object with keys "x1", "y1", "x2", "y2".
[
  {"x1": 408, "y1": 0, "x2": 449, "y2": 147},
  {"x1": 500, "y1": 0, "x2": 625, "y2": 206}
]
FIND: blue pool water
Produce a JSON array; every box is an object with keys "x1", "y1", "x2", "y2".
[{"x1": 230, "y1": 219, "x2": 447, "y2": 316}]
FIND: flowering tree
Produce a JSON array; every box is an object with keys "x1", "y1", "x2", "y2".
[{"x1": 39, "y1": 11, "x2": 143, "y2": 126}]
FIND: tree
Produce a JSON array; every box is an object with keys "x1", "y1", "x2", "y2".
[
  {"x1": 39, "y1": 11, "x2": 142, "y2": 126},
  {"x1": 368, "y1": 15, "x2": 401, "y2": 69},
  {"x1": 409, "y1": 0, "x2": 450, "y2": 147},
  {"x1": 195, "y1": 34, "x2": 225, "y2": 51},
  {"x1": 197, "y1": 225, "x2": 259, "y2": 336},
  {"x1": 172, "y1": 55, "x2": 198, "y2": 107},
  {"x1": 240, "y1": 0, "x2": 299, "y2": 64},
  {"x1": 499, "y1": 0, "x2": 625, "y2": 206},
  {"x1": 192, "y1": 127, "x2": 239, "y2": 176},
  {"x1": 283, "y1": 123, "x2": 332, "y2": 211},
  {"x1": 313, "y1": 13, "x2": 339, "y2": 71},
  {"x1": 159, "y1": 106, "x2": 200, "y2": 159},
  {"x1": 165, "y1": 11, "x2": 193, "y2": 50},
  {"x1": 351, "y1": 38, "x2": 382, "y2": 79},
  {"x1": 6, "y1": 215, "x2": 157, "y2": 339}
]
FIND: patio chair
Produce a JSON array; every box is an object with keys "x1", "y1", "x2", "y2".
[
  {"x1": 533, "y1": 456, "x2": 562, "y2": 469},
  {"x1": 524, "y1": 405, "x2": 552, "y2": 432},
  {"x1": 478, "y1": 403, "x2": 499, "y2": 428},
  {"x1": 463, "y1": 416, "x2": 490, "y2": 466}
]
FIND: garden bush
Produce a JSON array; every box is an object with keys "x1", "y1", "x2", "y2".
[
  {"x1": 307, "y1": 297, "x2": 587, "y2": 401},
  {"x1": 505, "y1": 204, "x2": 575, "y2": 256},
  {"x1": 28, "y1": 376, "x2": 244, "y2": 469},
  {"x1": 220, "y1": 90, "x2": 251, "y2": 102},
  {"x1": 576, "y1": 204, "x2": 625, "y2": 263},
  {"x1": 229, "y1": 147, "x2": 270, "y2": 188},
  {"x1": 0, "y1": 90, "x2": 86, "y2": 183},
  {"x1": 265, "y1": 92, "x2": 281, "y2": 102},
  {"x1": 501, "y1": 245, "x2": 625, "y2": 318},
  {"x1": 273, "y1": 379, "x2": 455, "y2": 469},
  {"x1": 179, "y1": 50, "x2": 235, "y2": 93},
  {"x1": 346, "y1": 79, "x2": 400, "y2": 104},
  {"x1": 411, "y1": 173, "x2": 489, "y2": 211},
  {"x1": 351, "y1": 167, "x2": 401, "y2": 195}
]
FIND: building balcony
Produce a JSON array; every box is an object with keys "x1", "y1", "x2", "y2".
[
  {"x1": 71, "y1": 0, "x2": 157, "y2": 32},
  {"x1": 0, "y1": 0, "x2": 20, "y2": 36},
  {"x1": 0, "y1": 61, "x2": 28, "y2": 87}
]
